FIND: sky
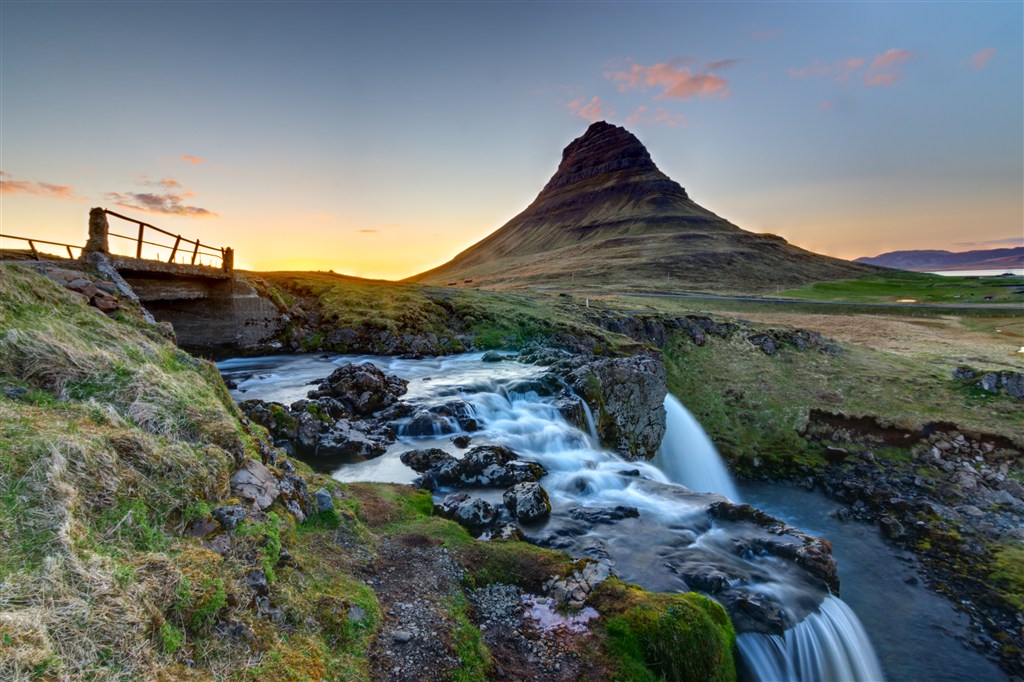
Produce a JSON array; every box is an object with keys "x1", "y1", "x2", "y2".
[{"x1": 1, "y1": 1, "x2": 1021, "y2": 279}]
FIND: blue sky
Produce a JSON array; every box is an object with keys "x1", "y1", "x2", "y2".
[{"x1": 2, "y1": 1, "x2": 1021, "y2": 277}]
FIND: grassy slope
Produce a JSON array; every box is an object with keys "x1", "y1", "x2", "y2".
[
  {"x1": 778, "y1": 271, "x2": 1024, "y2": 305},
  {"x1": 0, "y1": 265, "x2": 734, "y2": 681}
]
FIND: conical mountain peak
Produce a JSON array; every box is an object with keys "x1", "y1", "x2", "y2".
[
  {"x1": 409, "y1": 122, "x2": 871, "y2": 292},
  {"x1": 541, "y1": 121, "x2": 667, "y2": 194}
]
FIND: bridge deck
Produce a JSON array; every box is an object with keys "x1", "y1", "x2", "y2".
[{"x1": 110, "y1": 255, "x2": 232, "y2": 280}]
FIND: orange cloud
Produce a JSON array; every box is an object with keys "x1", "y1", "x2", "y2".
[
  {"x1": 181, "y1": 155, "x2": 205, "y2": 165},
  {"x1": 626, "y1": 105, "x2": 686, "y2": 128},
  {"x1": 818, "y1": 100, "x2": 835, "y2": 110},
  {"x1": 971, "y1": 48, "x2": 996, "y2": 70},
  {"x1": 865, "y1": 49, "x2": 915, "y2": 86},
  {"x1": 604, "y1": 58, "x2": 732, "y2": 100},
  {"x1": 0, "y1": 171, "x2": 79, "y2": 199},
  {"x1": 567, "y1": 96, "x2": 607, "y2": 122},
  {"x1": 105, "y1": 176, "x2": 216, "y2": 217}
]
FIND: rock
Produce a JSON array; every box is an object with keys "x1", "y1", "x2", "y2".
[
  {"x1": 451, "y1": 435, "x2": 471, "y2": 448},
  {"x1": 90, "y1": 290, "x2": 119, "y2": 312},
  {"x1": 316, "y1": 419, "x2": 391, "y2": 459},
  {"x1": 277, "y1": 472, "x2": 312, "y2": 522},
  {"x1": 211, "y1": 505, "x2": 248, "y2": 530},
  {"x1": 307, "y1": 363, "x2": 407, "y2": 416},
  {"x1": 880, "y1": 516, "x2": 906, "y2": 540},
  {"x1": 230, "y1": 460, "x2": 280, "y2": 510},
  {"x1": 348, "y1": 605, "x2": 368, "y2": 623},
  {"x1": 202, "y1": 534, "x2": 233, "y2": 555},
  {"x1": 245, "y1": 569, "x2": 270, "y2": 596},
  {"x1": 313, "y1": 488, "x2": 334, "y2": 515},
  {"x1": 214, "y1": 619, "x2": 255, "y2": 644},
  {"x1": 567, "y1": 505, "x2": 639, "y2": 524},
  {"x1": 2, "y1": 386, "x2": 28, "y2": 401},
  {"x1": 1001, "y1": 371, "x2": 1024, "y2": 400},
  {"x1": 977, "y1": 373, "x2": 1000, "y2": 393},
  {"x1": 952, "y1": 366, "x2": 976, "y2": 381},
  {"x1": 393, "y1": 630, "x2": 413, "y2": 643},
  {"x1": 185, "y1": 517, "x2": 220, "y2": 537},
  {"x1": 503, "y1": 482, "x2": 552, "y2": 523},
  {"x1": 748, "y1": 334, "x2": 778, "y2": 355},
  {"x1": 436, "y1": 493, "x2": 499, "y2": 537},
  {"x1": 481, "y1": 351, "x2": 505, "y2": 362},
  {"x1": 568, "y1": 353, "x2": 666, "y2": 460}
]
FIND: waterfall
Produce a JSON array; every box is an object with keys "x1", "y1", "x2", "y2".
[
  {"x1": 654, "y1": 394, "x2": 740, "y2": 502},
  {"x1": 737, "y1": 596, "x2": 885, "y2": 682}
]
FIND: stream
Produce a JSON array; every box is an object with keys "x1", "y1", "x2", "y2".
[{"x1": 218, "y1": 351, "x2": 1005, "y2": 681}]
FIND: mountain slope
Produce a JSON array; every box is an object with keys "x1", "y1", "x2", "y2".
[
  {"x1": 410, "y1": 122, "x2": 873, "y2": 293},
  {"x1": 856, "y1": 247, "x2": 1024, "y2": 272}
]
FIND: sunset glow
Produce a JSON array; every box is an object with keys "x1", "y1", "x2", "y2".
[{"x1": 2, "y1": 2, "x2": 1020, "y2": 279}]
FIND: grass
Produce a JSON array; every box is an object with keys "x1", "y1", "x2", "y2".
[{"x1": 778, "y1": 271, "x2": 1024, "y2": 305}]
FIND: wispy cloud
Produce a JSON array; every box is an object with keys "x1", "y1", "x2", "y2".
[
  {"x1": 357, "y1": 229, "x2": 379, "y2": 234},
  {"x1": 105, "y1": 176, "x2": 215, "y2": 217},
  {"x1": 604, "y1": 58, "x2": 733, "y2": 100},
  {"x1": 0, "y1": 170, "x2": 79, "y2": 199},
  {"x1": 864, "y1": 49, "x2": 915, "y2": 87},
  {"x1": 181, "y1": 155, "x2": 205, "y2": 165},
  {"x1": 789, "y1": 57, "x2": 864, "y2": 82},
  {"x1": 104, "y1": 190, "x2": 217, "y2": 217},
  {"x1": 954, "y1": 236, "x2": 1023, "y2": 248},
  {"x1": 625, "y1": 105, "x2": 686, "y2": 128},
  {"x1": 818, "y1": 100, "x2": 835, "y2": 110},
  {"x1": 971, "y1": 48, "x2": 996, "y2": 70},
  {"x1": 567, "y1": 96, "x2": 608, "y2": 122}
]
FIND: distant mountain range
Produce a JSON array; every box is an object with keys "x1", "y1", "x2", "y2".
[
  {"x1": 855, "y1": 247, "x2": 1024, "y2": 272},
  {"x1": 409, "y1": 122, "x2": 872, "y2": 293}
]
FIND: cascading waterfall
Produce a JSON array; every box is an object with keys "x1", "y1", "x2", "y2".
[
  {"x1": 653, "y1": 394, "x2": 740, "y2": 501},
  {"x1": 655, "y1": 392, "x2": 885, "y2": 682},
  {"x1": 737, "y1": 596, "x2": 884, "y2": 682},
  {"x1": 220, "y1": 352, "x2": 886, "y2": 682}
]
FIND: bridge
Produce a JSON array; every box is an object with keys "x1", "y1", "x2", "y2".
[{"x1": 2, "y1": 208, "x2": 280, "y2": 351}]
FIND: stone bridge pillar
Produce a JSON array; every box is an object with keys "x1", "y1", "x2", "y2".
[{"x1": 83, "y1": 207, "x2": 110, "y2": 255}]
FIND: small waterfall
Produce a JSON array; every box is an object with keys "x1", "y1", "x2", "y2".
[
  {"x1": 654, "y1": 394, "x2": 740, "y2": 501},
  {"x1": 577, "y1": 395, "x2": 599, "y2": 443},
  {"x1": 737, "y1": 596, "x2": 885, "y2": 682}
]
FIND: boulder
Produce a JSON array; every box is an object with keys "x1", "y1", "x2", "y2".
[
  {"x1": 211, "y1": 505, "x2": 247, "y2": 530},
  {"x1": 568, "y1": 353, "x2": 667, "y2": 460},
  {"x1": 230, "y1": 460, "x2": 280, "y2": 510},
  {"x1": 313, "y1": 488, "x2": 335, "y2": 515},
  {"x1": 503, "y1": 482, "x2": 551, "y2": 523},
  {"x1": 307, "y1": 362, "x2": 408, "y2": 416},
  {"x1": 436, "y1": 493, "x2": 499, "y2": 537}
]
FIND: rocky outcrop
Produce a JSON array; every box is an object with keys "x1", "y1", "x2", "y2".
[
  {"x1": 952, "y1": 366, "x2": 1024, "y2": 400},
  {"x1": 436, "y1": 493, "x2": 500, "y2": 537},
  {"x1": 399, "y1": 445, "x2": 546, "y2": 491},
  {"x1": 568, "y1": 353, "x2": 666, "y2": 460},
  {"x1": 307, "y1": 363, "x2": 408, "y2": 415},
  {"x1": 239, "y1": 362, "x2": 408, "y2": 460}
]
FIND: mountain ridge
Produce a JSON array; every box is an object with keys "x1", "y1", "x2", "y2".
[
  {"x1": 856, "y1": 247, "x2": 1024, "y2": 272},
  {"x1": 409, "y1": 122, "x2": 873, "y2": 293}
]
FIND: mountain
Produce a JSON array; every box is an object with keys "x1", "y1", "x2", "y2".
[
  {"x1": 409, "y1": 121, "x2": 873, "y2": 293},
  {"x1": 855, "y1": 247, "x2": 1024, "y2": 272}
]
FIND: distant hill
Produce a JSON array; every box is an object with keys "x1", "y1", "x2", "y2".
[
  {"x1": 409, "y1": 122, "x2": 873, "y2": 293},
  {"x1": 855, "y1": 247, "x2": 1024, "y2": 272}
]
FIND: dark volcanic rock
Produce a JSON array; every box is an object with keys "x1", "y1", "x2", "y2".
[
  {"x1": 502, "y1": 482, "x2": 551, "y2": 523},
  {"x1": 400, "y1": 445, "x2": 546, "y2": 491},
  {"x1": 436, "y1": 493, "x2": 499, "y2": 537},
  {"x1": 568, "y1": 353, "x2": 666, "y2": 460},
  {"x1": 307, "y1": 362, "x2": 408, "y2": 416}
]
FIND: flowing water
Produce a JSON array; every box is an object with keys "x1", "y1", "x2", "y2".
[{"x1": 219, "y1": 351, "x2": 992, "y2": 681}]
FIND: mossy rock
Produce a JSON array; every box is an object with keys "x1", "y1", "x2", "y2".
[{"x1": 590, "y1": 578, "x2": 736, "y2": 682}]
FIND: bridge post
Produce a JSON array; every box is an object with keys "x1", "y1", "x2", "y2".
[
  {"x1": 222, "y1": 247, "x2": 234, "y2": 272},
  {"x1": 83, "y1": 207, "x2": 110, "y2": 255}
]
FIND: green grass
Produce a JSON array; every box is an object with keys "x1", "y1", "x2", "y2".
[
  {"x1": 991, "y1": 542, "x2": 1024, "y2": 611},
  {"x1": 448, "y1": 592, "x2": 493, "y2": 682},
  {"x1": 778, "y1": 271, "x2": 1024, "y2": 305}
]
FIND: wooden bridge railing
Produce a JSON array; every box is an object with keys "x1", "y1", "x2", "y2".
[
  {"x1": 0, "y1": 235, "x2": 81, "y2": 260},
  {"x1": 100, "y1": 209, "x2": 232, "y2": 270}
]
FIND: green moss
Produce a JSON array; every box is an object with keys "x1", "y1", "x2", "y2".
[
  {"x1": 158, "y1": 621, "x2": 184, "y2": 655},
  {"x1": 990, "y1": 542, "x2": 1024, "y2": 610},
  {"x1": 448, "y1": 592, "x2": 493, "y2": 681},
  {"x1": 591, "y1": 579, "x2": 736, "y2": 682},
  {"x1": 91, "y1": 498, "x2": 170, "y2": 555},
  {"x1": 238, "y1": 511, "x2": 283, "y2": 583}
]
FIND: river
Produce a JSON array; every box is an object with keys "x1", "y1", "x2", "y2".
[{"x1": 218, "y1": 351, "x2": 1005, "y2": 681}]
